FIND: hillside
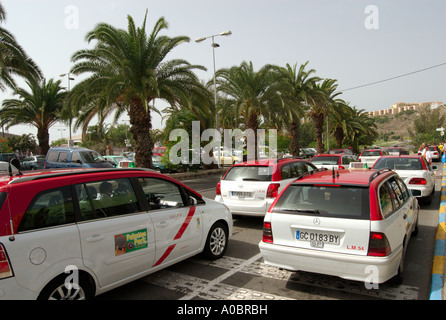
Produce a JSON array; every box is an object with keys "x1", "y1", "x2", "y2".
[{"x1": 372, "y1": 106, "x2": 446, "y2": 150}]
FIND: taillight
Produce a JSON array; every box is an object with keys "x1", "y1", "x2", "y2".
[
  {"x1": 339, "y1": 166, "x2": 345, "y2": 169},
  {"x1": 0, "y1": 244, "x2": 13, "y2": 279},
  {"x1": 266, "y1": 183, "x2": 280, "y2": 198},
  {"x1": 409, "y1": 178, "x2": 427, "y2": 185},
  {"x1": 216, "y1": 181, "x2": 221, "y2": 195},
  {"x1": 368, "y1": 232, "x2": 391, "y2": 256},
  {"x1": 262, "y1": 221, "x2": 273, "y2": 243}
]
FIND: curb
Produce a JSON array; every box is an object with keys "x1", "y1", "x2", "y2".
[{"x1": 429, "y1": 163, "x2": 446, "y2": 300}]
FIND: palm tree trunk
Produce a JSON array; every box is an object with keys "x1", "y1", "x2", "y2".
[
  {"x1": 128, "y1": 98, "x2": 153, "y2": 168},
  {"x1": 312, "y1": 113, "x2": 325, "y2": 154},
  {"x1": 289, "y1": 119, "x2": 300, "y2": 157},
  {"x1": 246, "y1": 111, "x2": 259, "y2": 160},
  {"x1": 334, "y1": 126, "x2": 344, "y2": 149},
  {"x1": 37, "y1": 127, "x2": 50, "y2": 155}
]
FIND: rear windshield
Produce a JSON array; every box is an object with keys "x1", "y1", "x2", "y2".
[
  {"x1": 224, "y1": 166, "x2": 272, "y2": 181},
  {"x1": 272, "y1": 185, "x2": 370, "y2": 220},
  {"x1": 373, "y1": 157, "x2": 422, "y2": 170},
  {"x1": 361, "y1": 151, "x2": 381, "y2": 157},
  {"x1": 310, "y1": 156, "x2": 339, "y2": 165}
]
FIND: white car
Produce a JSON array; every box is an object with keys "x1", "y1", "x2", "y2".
[
  {"x1": 417, "y1": 145, "x2": 441, "y2": 162},
  {"x1": 0, "y1": 167, "x2": 232, "y2": 299},
  {"x1": 215, "y1": 159, "x2": 317, "y2": 217},
  {"x1": 259, "y1": 168, "x2": 419, "y2": 284},
  {"x1": 359, "y1": 149, "x2": 389, "y2": 168},
  {"x1": 372, "y1": 155, "x2": 437, "y2": 204}
]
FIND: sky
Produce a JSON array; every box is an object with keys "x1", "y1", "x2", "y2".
[{"x1": 1, "y1": 0, "x2": 446, "y2": 142}]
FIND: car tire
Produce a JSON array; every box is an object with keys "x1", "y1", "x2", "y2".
[
  {"x1": 202, "y1": 222, "x2": 228, "y2": 260},
  {"x1": 390, "y1": 242, "x2": 407, "y2": 285},
  {"x1": 38, "y1": 274, "x2": 94, "y2": 300}
]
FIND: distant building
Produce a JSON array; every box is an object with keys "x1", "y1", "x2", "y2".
[{"x1": 367, "y1": 101, "x2": 444, "y2": 117}]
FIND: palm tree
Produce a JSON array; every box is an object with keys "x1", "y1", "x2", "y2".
[
  {"x1": 215, "y1": 61, "x2": 281, "y2": 159},
  {"x1": 0, "y1": 78, "x2": 66, "y2": 154},
  {"x1": 271, "y1": 62, "x2": 320, "y2": 156},
  {"x1": 69, "y1": 11, "x2": 205, "y2": 168},
  {"x1": 0, "y1": 2, "x2": 41, "y2": 91},
  {"x1": 307, "y1": 78, "x2": 342, "y2": 154}
]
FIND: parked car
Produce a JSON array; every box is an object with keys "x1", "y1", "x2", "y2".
[
  {"x1": 310, "y1": 154, "x2": 357, "y2": 170},
  {"x1": 359, "y1": 149, "x2": 389, "y2": 167},
  {"x1": 215, "y1": 158, "x2": 317, "y2": 216},
  {"x1": 385, "y1": 147, "x2": 406, "y2": 156},
  {"x1": 417, "y1": 145, "x2": 441, "y2": 162},
  {"x1": 299, "y1": 148, "x2": 317, "y2": 159},
  {"x1": 21, "y1": 155, "x2": 45, "y2": 170},
  {"x1": 44, "y1": 147, "x2": 113, "y2": 169},
  {"x1": 259, "y1": 167, "x2": 419, "y2": 284},
  {"x1": 0, "y1": 166, "x2": 232, "y2": 299},
  {"x1": 328, "y1": 148, "x2": 354, "y2": 155},
  {"x1": 152, "y1": 155, "x2": 168, "y2": 173},
  {"x1": 0, "y1": 153, "x2": 17, "y2": 163},
  {"x1": 103, "y1": 155, "x2": 135, "y2": 168},
  {"x1": 152, "y1": 147, "x2": 167, "y2": 157},
  {"x1": 372, "y1": 155, "x2": 436, "y2": 204},
  {"x1": 213, "y1": 149, "x2": 242, "y2": 166}
]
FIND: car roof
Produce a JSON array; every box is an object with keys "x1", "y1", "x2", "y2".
[
  {"x1": 312, "y1": 154, "x2": 342, "y2": 157},
  {"x1": 231, "y1": 158, "x2": 306, "y2": 167},
  {"x1": 291, "y1": 168, "x2": 395, "y2": 187}
]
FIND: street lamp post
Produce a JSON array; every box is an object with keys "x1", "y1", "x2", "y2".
[
  {"x1": 195, "y1": 30, "x2": 232, "y2": 168},
  {"x1": 59, "y1": 73, "x2": 75, "y2": 147}
]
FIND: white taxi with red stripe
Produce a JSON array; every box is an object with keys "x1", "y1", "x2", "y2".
[
  {"x1": 259, "y1": 168, "x2": 419, "y2": 284},
  {"x1": 0, "y1": 166, "x2": 232, "y2": 299}
]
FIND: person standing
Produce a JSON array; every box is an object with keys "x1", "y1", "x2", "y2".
[{"x1": 421, "y1": 143, "x2": 432, "y2": 165}]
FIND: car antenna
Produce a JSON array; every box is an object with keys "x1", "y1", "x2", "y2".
[{"x1": 332, "y1": 167, "x2": 335, "y2": 180}]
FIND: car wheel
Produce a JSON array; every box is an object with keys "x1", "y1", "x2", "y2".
[
  {"x1": 202, "y1": 222, "x2": 228, "y2": 260},
  {"x1": 38, "y1": 274, "x2": 93, "y2": 300}
]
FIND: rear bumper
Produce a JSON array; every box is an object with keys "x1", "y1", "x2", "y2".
[
  {"x1": 214, "y1": 195, "x2": 272, "y2": 216},
  {"x1": 259, "y1": 241, "x2": 402, "y2": 284}
]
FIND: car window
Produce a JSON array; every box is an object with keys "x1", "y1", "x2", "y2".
[
  {"x1": 310, "y1": 156, "x2": 340, "y2": 165},
  {"x1": 281, "y1": 164, "x2": 292, "y2": 179},
  {"x1": 80, "y1": 151, "x2": 107, "y2": 164},
  {"x1": 71, "y1": 152, "x2": 81, "y2": 164},
  {"x1": 138, "y1": 177, "x2": 185, "y2": 210},
  {"x1": 75, "y1": 178, "x2": 140, "y2": 221},
  {"x1": 224, "y1": 166, "x2": 273, "y2": 181},
  {"x1": 379, "y1": 182, "x2": 395, "y2": 219},
  {"x1": 46, "y1": 151, "x2": 58, "y2": 162},
  {"x1": 396, "y1": 177, "x2": 409, "y2": 202},
  {"x1": 389, "y1": 177, "x2": 403, "y2": 208},
  {"x1": 58, "y1": 152, "x2": 68, "y2": 163},
  {"x1": 362, "y1": 151, "x2": 381, "y2": 157},
  {"x1": 18, "y1": 186, "x2": 75, "y2": 232},
  {"x1": 272, "y1": 185, "x2": 370, "y2": 219},
  {"x1": 291, "y1": 162, "x2": 306, "y2": 176}
]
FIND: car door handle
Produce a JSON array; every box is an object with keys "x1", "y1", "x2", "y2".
[
  {"x1": 86, "y1": 234, "x2": 105, "y2": 242},
  {"x1": 158, "y1": 221, "x2": 168, "y2": 228},
  {"x1": 403, "y1": 213, "x2": 408, "y2": 219}
]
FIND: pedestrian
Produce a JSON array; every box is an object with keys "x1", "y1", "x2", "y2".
[{"x1": 421, "y1": 143, "x2": 432, "y2": 165}]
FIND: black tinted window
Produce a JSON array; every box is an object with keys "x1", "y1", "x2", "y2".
[
  {"x1": 138, "y1": 177, "x2": 185, "y2": 209},
  {"x1": 18, "y1": 186, "x2": 75, "y2": 232}
]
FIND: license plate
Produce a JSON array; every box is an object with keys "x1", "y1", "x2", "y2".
[
  {"x1": 232, "y1": 191, "x2": 252, "y2": 198},
  {"x1": 296, "y1": 230, "x2": 340, "y2": 246}
]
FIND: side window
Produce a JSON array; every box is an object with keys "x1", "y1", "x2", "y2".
[
  {"x1": 396, "y1": 177, "x2": 409, "y2": 202},
  {"x1": 379, "y1": 182, "x2": 394, "y2": 219},
  {"x1": 281, "y1": 164, "x2": 292, "y2": 179},
  {"x1": 75, "y1": 178, "x2": 140, "y2": 221},
  {"x1": 389, "y1": 177, "x2": 403, "y2": 208},
  {"x1": 138, "y1": 177, "x2": 185, "y2": 210},
  {"x1": 291, "y1": 162, "x2": 305, "y2": 177},
  {"x1": 47, "y1": 151, "x2": 58, "y2": 162},
  {"x1": 71, "y1": 152, "x2": 81, "y2": 164},
  {"x1": 18, "y1": 186, "x2": 75, "y2": 232},
  {"x1": 58, "y1": 152, "x2": 68, "y2": 163}
]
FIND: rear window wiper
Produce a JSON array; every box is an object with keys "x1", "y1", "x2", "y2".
[
  {"x1": 282, "y1": 208, "x2": 321, "y2": 214},
  {"x1": 242, "y1": 178, "x2": 262, "y2": 181}
]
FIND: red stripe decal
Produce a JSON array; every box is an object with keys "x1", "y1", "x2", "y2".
[
  {"x1": 174, "y1": 206, "x2": 196, "y2": 240},
  {"x1": 153, "y1": 244, "x2": 175, "y2": 267},
  {"x1": 152, "y1": 206, "x2": 196, "y2": 267}
]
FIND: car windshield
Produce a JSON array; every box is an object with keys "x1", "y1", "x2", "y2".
[
  {"x1": 224, "y1": 166, "x2": 273, "y2": 181},
  {"x1": 362, "y1": 151, "x2": 381, "y2": 157},
  {"x1": 273, "y1": 185, "x2": 370, "y2": 219},
  {"x1": 310, "y1": 156, "x2": 339, "y2": 165},
  {"x1": 373, "y1": 158, "x2": 422, "y2": 170},
  {"x1": 80, "y1": 151, "x2": 107, "y2": 163}
]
